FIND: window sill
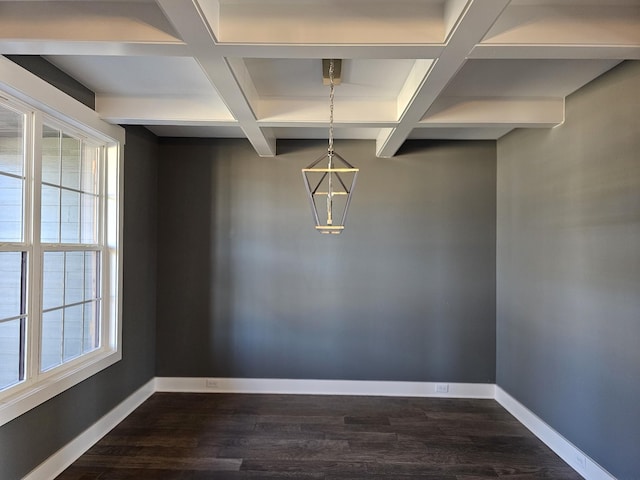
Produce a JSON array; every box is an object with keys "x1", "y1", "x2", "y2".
[{"x1": 0, "y1": 349, "x2": 121, "y2": 427}]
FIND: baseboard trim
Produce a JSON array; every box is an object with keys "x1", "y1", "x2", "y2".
[
  {"x1": 155, "y1": 377, "x2": 495, "y2": 399},
  {"x1": 23, "y1": 378, "x2": 156, "y2": 480},
  {"x1": 495, "y1": 386, "x2": 616, "y2": 480}
]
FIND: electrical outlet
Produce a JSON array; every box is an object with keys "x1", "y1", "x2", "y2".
[
  {"x1": 435, "y1": 383, "x2": 449, "y2": 393},
  {"x1": 206, "y1": 378, "x2": 219, "y2": 389},
  {"x1": 575, "y1": 454, "x2": 587, "y2": 470}
]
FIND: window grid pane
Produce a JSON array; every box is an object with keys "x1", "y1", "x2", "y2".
[
  {"x1": 41, "y1": 184, "x2": 61, "y2": 243},
  {"x1": 0, "y1": 251, "x2": 27, "y2": 391},
  {"x1": 41, "y1": 250, "x2": 101, "y2": 371},
  {"x1": 0, "y1": 105, "x2": 24, "y2": 177},
  {"x1": 61, "y1": 134, "x2": 81, "y2": 191},
  {"x1": 60, "y1": 189, "x2": 81, "y2": 243},
  {"x1": 0, "y1": 104, "x2": 25, "y2": 243},
  {"x1": 83, "y1": 300, "x2": 100, "y2": 354},
  {"x1": 0, "y1": 251, "x2": 23, "y2": 320},
  {"x1": 41, "y1": 125, "x2": 100, "y2": 246},
  {"x1": 41, "y1": 125, "x2": 61, "y2": 185},
  {"x1": 41, "y1": 309, "x2": 63, "y2": 371},
  {"x1": 0, "y1": 318, "x2": 25, "y2": 390},
  {"x1": 0, "y1": 174, "x2": 24, "y2": 243},
  {"x1": 62, "y1": 304, "x2": 83, "y2": 362}
]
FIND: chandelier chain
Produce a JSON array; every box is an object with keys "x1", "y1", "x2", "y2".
[{"x1": 328, "y1": 59, "x2": 335, "y2": 155}]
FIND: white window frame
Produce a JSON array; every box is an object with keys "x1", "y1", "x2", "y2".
[{"x1": 0, "y1": 56, "x2": 124, "y2": 427}]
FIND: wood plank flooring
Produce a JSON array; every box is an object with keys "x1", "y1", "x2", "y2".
[{"x1": 56, "y1": 393, "x2": 583, "y2": 479}]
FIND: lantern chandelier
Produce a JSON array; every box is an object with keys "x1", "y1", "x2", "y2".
[{"x1": 302, "y1": 59, "x2": 359, "y2": 235}]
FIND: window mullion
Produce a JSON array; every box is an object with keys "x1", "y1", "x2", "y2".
[
  {"x1": 27, "y1": 110, "x2": 43, "y2": 382},
  {"x1": 57, "y1": 130, "x2": 62, "y2": 244},
  {"x1": 100, "y1": 145, "x2": 109, "y2": 350},
  {"x1": 18, "y1": 252, "x2": 28, "y2": 381}
]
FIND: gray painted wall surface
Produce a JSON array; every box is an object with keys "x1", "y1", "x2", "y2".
[
  {"x1": 496, "y1": 61, "x2": 640, "y2": 479},
  {"x1": 156, "y1": 139, "x2": 497, "y2": 382},
  {"x1": 0, "y1": 126, "x2": 158, "y2": 480}
]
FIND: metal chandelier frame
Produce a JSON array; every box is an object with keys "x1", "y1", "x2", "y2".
[{"x1": 301, "y1": 59, "x2": 359, "y2": 235}]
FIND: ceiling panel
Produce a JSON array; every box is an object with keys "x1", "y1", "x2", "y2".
[
  {"x1": 45, "y1": 56, "x2": 216, "y2": 96},
  {"x1": 0, "y1": 1, "x2": 180, "y2": 42},
  {"x1": 443, "y1": 59, "x2": 621, "y2": 97},
  {"x1": 207, "y1": 0, "x2": 445, "y2": 44},
  {"x1": 245, "y1": 58, "x2": 416, "y2": 99},
  {"x1": 483, "y1": 3, "x2": 640, "y2": 45}
]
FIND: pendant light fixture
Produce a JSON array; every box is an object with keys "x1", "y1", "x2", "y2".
[{"x1": 302, "y1": 59, "x2": 359, "y2": 235}]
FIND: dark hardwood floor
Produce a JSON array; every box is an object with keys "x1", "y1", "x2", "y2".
[{"x1": 56, "y1": 393, "x2": 583, "y2": 479}]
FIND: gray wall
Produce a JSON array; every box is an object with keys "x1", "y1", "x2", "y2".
[
  {"x1": 0, "y1": 125, "x2": 158, "y2": 479},
  {"x1": 496, "y1": 61, "x2": 640, "y2": 479},
  {"x1": 156, "y1": 139, "x2": 497, "y2": 382}
]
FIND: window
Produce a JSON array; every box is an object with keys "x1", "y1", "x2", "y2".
[
  {"x1": 40, "y1": 123, "x2": 103, "y2": 372},
  {"x1": 0, "y1": 59, "x2": 123, "y2": 425}
]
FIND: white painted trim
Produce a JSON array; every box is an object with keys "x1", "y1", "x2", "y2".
[
  {"x1": 22, "y1": 378, "x2": 155, "y2": 480},
  {"x1": 0, "y1": 351, "x2": 121, "y2": 428},
  {"x1": 155, "y1": 377, "x2": 495, "y2": 399},
  {"x1": 495, "y1": 386, "x2": 616, "y2": 480}
]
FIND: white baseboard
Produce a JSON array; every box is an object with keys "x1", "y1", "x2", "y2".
[
  {"x1": 495, "y1": 386, "x2": 616, "y2": 480},
  {"x1": 155, "y1": 377, "x2": 495, "y2": 399},
  {"x1": 23, "y1": 378, "x2": 156, "y2": 480}
]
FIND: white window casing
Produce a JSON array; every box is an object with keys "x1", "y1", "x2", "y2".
[{"x1": 0, "y1": 56, "x2": 124, "y2": 427}]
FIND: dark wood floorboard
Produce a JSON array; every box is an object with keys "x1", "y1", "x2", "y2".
[{"x1": 56, "y1": 393, "x2": 583, "y2": 479}]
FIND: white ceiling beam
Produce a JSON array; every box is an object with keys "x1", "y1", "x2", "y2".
[
  {"x1": 206, "y1": 44, "x2": 445, "y2": 60},
  {"x1": 395, "y1": 60, "x2": 436, "y2": 119},
  {"x1": 409, "y1": 127, "x2": 513, "y2": 140},
  {"x1": 420, "y1": 97, "x2": 564, "y2": 127},
  {"x1": 147, "y1": 125, "x2": 244, "y2": 138},
  {"x1": 259, "y1": 121, "x2": 397, "y2": 130},
  {"x1": 156, "y1": 0, "x2": 276, "y2": 156},
  {"x1": 96, "y1": 95, "x2": 235, "y2": 125},
  {"x1": 198, "y1": 56, "x2": 277, "y2": 156},
  {"x1": 375, "y1": 0, "x2": 510, "y2": 158},
  {"x1": 0, "y1": 41, "x2": 189, "y2": 57},
  {"x1": 470, "y1": 45, "x2": 640, "y2": 61},
  {"x1": 444, "y1": 0, "x2": 470, "y2": 40},
  {"x1": 272, "y1": 127, "x2": 382, "y2": 141},
  {"x1": 258, "y1": 98, "x2": 398, "y2": 125}
]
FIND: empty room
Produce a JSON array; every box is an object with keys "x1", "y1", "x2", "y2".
[{"x1": 0, "y1": 1, "x2": 639, "y2": 479}]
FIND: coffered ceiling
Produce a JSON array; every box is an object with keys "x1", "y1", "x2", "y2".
[{"x1": 1, "y1": 0, "x2": 639, "y2": 157}]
